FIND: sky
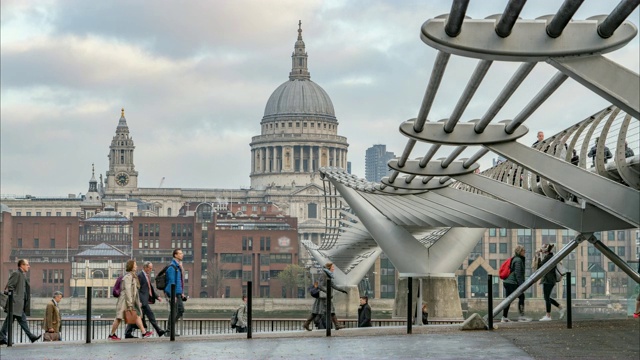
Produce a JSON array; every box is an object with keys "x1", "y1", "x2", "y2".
[{"x1": 1, "y1": 0, "x2": 638, "y2": 197}]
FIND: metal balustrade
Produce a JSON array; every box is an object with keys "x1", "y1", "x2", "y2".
[{"x1": 0, "y1": 317, "x2": 459, "y2": 343}]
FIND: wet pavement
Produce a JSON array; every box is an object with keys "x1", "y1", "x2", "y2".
[{"x1": 0, "y1": 318, "x2": 637, "y2": 359}]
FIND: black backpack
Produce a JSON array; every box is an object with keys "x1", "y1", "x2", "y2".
[{"x1": 155, "y1": 264, "x2": 176, "y2": 291}]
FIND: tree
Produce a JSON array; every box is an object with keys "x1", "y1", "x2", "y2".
[
  {"x1": 206, "y1": 257, "x2": 229, "y2": 298},
  {"x1": 276, "y1": 264, "x2": 309, "y2": 298}
]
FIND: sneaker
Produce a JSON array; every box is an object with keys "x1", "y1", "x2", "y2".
[
  {"x1": 142, "y1": 331, "x2": 154, "y2": 338},
  {"x1": 633, "y1": 313, "x2": 640, "y2": 319},
  {"x1": 108, "y1": 334, "x2": 121, "y2": 340},
  {"x1": 539, "y1": 315, "x2": 552, "y2": 321},
  {"x1": 518, "y1": 316, "x2": 532, "y2": 322},
  {"x1": 501, "y1": 317, "x2": 511, "y2": 323},
  {"x1": 558, "y1": 307, "x2": 566, "y2": 320}
]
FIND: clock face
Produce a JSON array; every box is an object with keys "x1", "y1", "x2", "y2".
[{"x1": 116, "y1": 173, "x2": 129, "y2": 186}]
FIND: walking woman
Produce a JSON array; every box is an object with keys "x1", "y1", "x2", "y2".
[
  {"x1": 108, "y1": 259, "x2": 153, "y2": 340},
  {"x1": 303, "y1": 262, "x2": 348, "y2": 330},
  {"x1": 502, "y1": 245, "x2": 532, "y2": 322},
  {"x1": 536, "y1": 244, "x2": 565, "y2": 321}
]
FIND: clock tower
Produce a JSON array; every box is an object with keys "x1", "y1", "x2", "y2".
[{"x1": 105, "y1": 108, "x2": 139, "y2": 196}]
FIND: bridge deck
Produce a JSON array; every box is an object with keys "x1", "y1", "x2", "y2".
[{"x1": 1, "y1": 319, "x2": 637, "y2": 359}]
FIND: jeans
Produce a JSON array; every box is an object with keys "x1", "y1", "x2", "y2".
[
  {"x1": 166, "y1": 295, "x2": 185, "y2": 333},
  {"x1": 542, "y1": 283, "x2": 560, "y2": 313},
  {"x1": 0, "y1": 312, "x2": 37, "y2": 341},
  {"x1": 503, "y1": 283, "x2": 525, "y2": 317},
  {"x1": 125, "y1": 303, "x2": 163, "y2": 335}
]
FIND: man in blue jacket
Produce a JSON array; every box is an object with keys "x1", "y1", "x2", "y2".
[{"x1": 164, "y1": 248, "x2": 186, "y2": 337}]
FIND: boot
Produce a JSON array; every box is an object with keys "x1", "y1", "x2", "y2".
[
  {"x1": 303, "y1": 314, "x2": 314, "y2": 331},
  {"x1": 331, "y1": 314, "x2": 344, "y2": 330}
]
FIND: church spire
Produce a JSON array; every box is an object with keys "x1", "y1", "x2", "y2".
[{"x1": 289, "y1": 20, "x2": 310, "y2": 81}]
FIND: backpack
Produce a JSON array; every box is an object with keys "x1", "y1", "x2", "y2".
[
  {"x1": 112, "y1": 275, "x2": 124, "y2": 298},
  {"x1": 555, "y1": 263, "x2": 566, "y2": 282},
  {"x1": 309, "y1": 286, "x2": 320, "y2": 299},
  {"x1": 230, "y1": 307, "x2": 240, "y2": 329},
  {"x1": 155, "y1": 264, "x2": 176, "y2": 291},
  {"x1": 499, "y1": 257, "x2": 514, "y2": 280}
]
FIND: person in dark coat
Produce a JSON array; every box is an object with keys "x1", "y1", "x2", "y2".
[
  {"x1": 502, "y1": 246, "x2": 531, "y2": 322},
  {"x1": 535, "y1": 244, "x2": 565, "y2": 321},
  {"x1": 358, "y1": 296, "x2": 371, "y2": 327},
  {"x1": 125, "y1": 261, "x2": 165, "y2": 338},
  {"x1": 0, "y1": 259, "x2": 41, "y2": 345},
  {"x1": 303, "y1": 262, "x2": 348, "y2": 330},
  {"x1": 587, "y1": 137, "x2": 612, "y2": 167},
  {"x1": 421, "y1": 303, "x2": 429, "y2": 325}
]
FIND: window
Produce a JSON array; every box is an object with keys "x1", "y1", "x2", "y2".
[
  {"x1": 167, "y1": 208, "x2": 172, "y2": 216},
  {"x1": 66, "y1": 212, "x2": 71, "y2": 216},
  {"x1": 269, "y1": 270, "x2": 282, "y2": 278},
  {"x1": 50, "y1": 239, "x2": 55, "y2": 248},
  {"x1": 34, "y1": 238, "x2": 40, "y2": 248},
  {"x1": 499, "y1": 228, "x2": 507, "y2": 237},
  {"x1": 242, "y1": 237, "x2": 247, "y2": 251},
  {"x1": 489, "y1": 228, "x2": 496, "y2": 237},
  {"x1": 617, "y1": 231, "x2": 626, "y2": 241},
  {"x1": 266, "y1": 237, "x2": 271, "y2": 251},
  {"x1": 242, "y1": 271, "x2": 252, "y2": 282},
  {"x1": 221, "y1": 253, "x2": 242, "y2": 263},
  {"x1": 608, "y1": 262, "x2": 616, "y2": 272},
  {"x1": 16, "y1": 212, "x2": 21, "y2": 216},
  {"x1": 260, "y1": 255, "x2": 270, "y2": 265},
  {"x1": 248, "y1": 237, "x2": 253, "y2": 250},
  {"x1": 617, "y1": 246, "x2": 625, "y2": 256},
  {"x1": 56, "y1": 212, "x2": 61, "y2": 216},
  {"x1": 252, "y1": 206, "x2": 257, "y2": 212},
  {"x1": 260, "y1": 237, "x2": 265, "y2": 251},
  {"x1": 260, "y1": 271, "x2": 269, "y2": 282},
  {"x1": 499, "y1": 243, "x2": 508, "y2": 253},
  {"x1": 489, "y1": 260, "x2": 497, "y2": 269},
  {"x1": 36, "y1": 212, "x2": 41, "y2": 216},
  {"x1": 308, "y1": 203, "x2": 317, "y2": 219},
  {"x1": 270, "y1": 254, "x2": 292, "y2": 263},
  {"x1": 489, "y1": 243, "x2": 497, "y2": 253},
  {"x1": 46, "y1": 212, "x2": 51, "y2": 216},
  {"x1": 224, "y1": 270, "x2": 242, "y2": 279},
  {"x1": 26, "y1": 212, "x2": 31, "y2": 216},
  {"x1": 243, "y1": 254, "x2": 252, "y2": 265},
  {"x1": 607, "y1": 231, "x2": 615, "y2": 241},
  {"x1": 17, "y1": 238, "x2": 22, "y2": 248}
]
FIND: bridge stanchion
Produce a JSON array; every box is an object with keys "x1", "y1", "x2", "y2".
[
  {"x1": 566, "y1": 271, "x2": 572, "y2": 329},
  {"x1": 326, "y1": 279, "x2": 332, "y2": 337},
  {"x1": 247, "y1": 281, "x2": 252, "y2": 339},
  {"x1": 487, "y1": 275, "x2": 493, "y2": 330},
  {"x1": 170, "y1": 284, "x2": 176, "y2": 341},
  {"x1": 86, "y1": 287, "x2": 92, "y2": 343},
  {"x1": 6, "y1": 290, "x2": 13, "y2": 347},
  {"x1": 407, "y1": 277, "x2": 412, "y2": 334}
]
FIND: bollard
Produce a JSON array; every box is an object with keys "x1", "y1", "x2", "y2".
[
  {"x1": 326, "y1": 278, "x2": 332, "y2": 337},
  {"x1": 247, "y1": 281, "x2": 252, "y2": 339},
  {"x1": 566, "y1": 271, "x2": 572, "y2": 329},
  {"x1": 487, "y1": 275, "x2": 493, "y2": 331},
  {"x1": 407, "y1": 277, "x2": 412, "y2": 334},
  {"x1": 170, "y1": 284, "x2": 176, "y2": 341},
  {"x1": 86, "y1": 287, "x2": 92, "y2": 343},
  {"x1": 7, "y1": 290, "x2": 13, "y2": 347}
]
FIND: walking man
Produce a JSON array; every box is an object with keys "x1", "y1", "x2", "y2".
[
  {"x1": 125, "y1": 261, "x2": 165, "y2": 338},
  {"x1": 235, "y1": 295, "x2": 248, "y2": 333},
  {"x1": 164, "y1": 248, "x2": 186, "y2": 337},
  {"x1": 43, "y1": 291, "x2": 63, "y2": 341},
  {"x1": 0, "y1": 259, "x2": 42, "y2": 345}
]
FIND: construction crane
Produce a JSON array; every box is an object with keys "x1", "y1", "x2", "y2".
[{"x1": 159, "y1": 177, "x2": 165, "y2": 188}]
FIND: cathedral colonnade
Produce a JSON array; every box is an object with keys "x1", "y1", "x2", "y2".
[{"x1": 251, "y1": 144, "x2": 347, "y2": 174}]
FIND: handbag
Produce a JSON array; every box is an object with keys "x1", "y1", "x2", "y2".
[
  {"x1": 43, "y1": 331, "x2": 60, "y2": 341},
  {"x1": 124, "y1": 309, "x2": 139, "y2": 325}
]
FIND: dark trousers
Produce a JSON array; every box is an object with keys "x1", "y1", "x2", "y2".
[
  {"x1": 166, "y1": 295, "x2": 184, "y2": 334},
  {"x1": 503, "y1": 283, "x2": 525, "y2": 317},
  {"x1": 0, "y1": 312, "x2": 37, "y2": 341},
  {"x1": 542, "y1": 283, "x2": 560, "y2": 313},
  {"x1": 125, "y1": 304, "x2": 163, "y2": 336},
  {"x1": 236, "y1": 326, "x2": 247, "y2": 333}
]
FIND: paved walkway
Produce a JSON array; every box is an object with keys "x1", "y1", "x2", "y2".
[{"x1": 0, "y1": 319, "x2": 638, "y2": 359}]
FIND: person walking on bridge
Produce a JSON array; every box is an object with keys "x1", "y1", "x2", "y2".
[
  {"x1": 535, "y1": 244, "x2": 565, "y2": 321},
  {"x1": 502, "y1": 246, "x2": 531, "y2": 322}
]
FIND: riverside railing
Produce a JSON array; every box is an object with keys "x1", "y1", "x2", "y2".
[{"x1": 0, "y1": 317, "x2": 459, "y2": 344}]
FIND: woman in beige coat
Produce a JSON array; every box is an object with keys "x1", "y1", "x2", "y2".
[{"x1": 108, "y1": 260, "x2": 153, "y2": 340}]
